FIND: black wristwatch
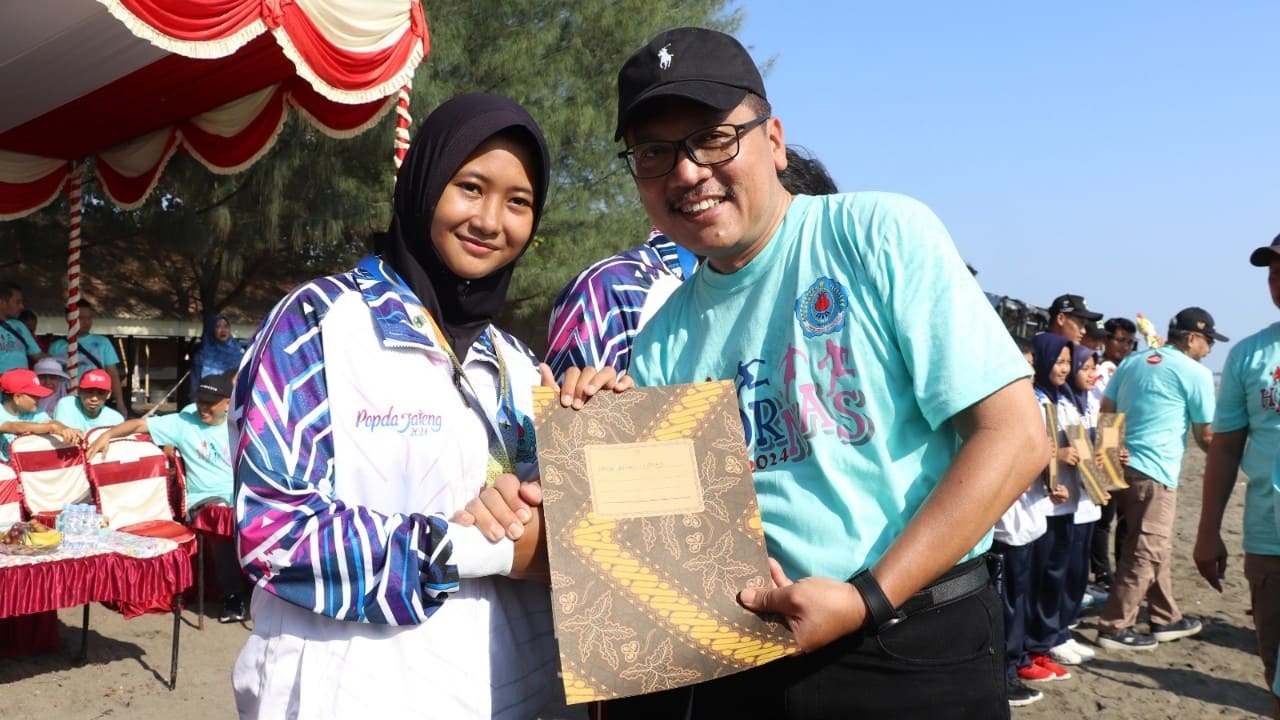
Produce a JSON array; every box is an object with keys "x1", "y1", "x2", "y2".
[{"x1": 849, "y1": 568, "x2": 904, "y2": 634}]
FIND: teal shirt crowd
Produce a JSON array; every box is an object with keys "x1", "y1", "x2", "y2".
[
  {"x1": 147, "y1": 404, "x2": 232, "y2": 508},
  {"x1": 0, "y1": 320, "x2": 41, "y2": 373},
  {"x1": 53, "y1": 395, "x2": 124, "y2": 434},
  {"x1": 631, "y1": 192, "x2": 1031, "y2": 582},
  {"x1": 0, "y1": 404, "x2": 48, "y2": 461},
  {"x1": 1105, "y1": 345, "x2": 1215, "y2": 489},
  {"x1": 50, "y1": 333, "x2": 120, "y2": 370},
  {"x1": 1215, "y1": 322, "x2": 1280, "y2": 556}
]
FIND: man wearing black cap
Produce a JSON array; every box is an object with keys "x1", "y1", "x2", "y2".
[
  {"x1": 606, "y1": 26, "x2": 1047, "y2": 718},
  {"x1": 87, "y1": 370, "x2": 246, "y2": 622},
  {"x1": 1096, "y1": 308, "x2": 1224, "y2": 651},
  {"x1": 1195, "y1": 234, "x2": 1280, "y2": 705},
  {"x1": 1047, "y1": 293, "x2": 1104, "y2": 344}
]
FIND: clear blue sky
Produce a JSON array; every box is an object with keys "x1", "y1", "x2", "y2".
[{"x1": 737, "y1": 2, "x2": 1278, "y2": 371}]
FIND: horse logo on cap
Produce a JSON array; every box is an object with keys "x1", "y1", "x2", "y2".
[{"x1": 658, "y1": 44, "x2": 674, "y2": 70}]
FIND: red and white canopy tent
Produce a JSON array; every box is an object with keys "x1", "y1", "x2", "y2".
[{"x1": 0, "y1": 0, "x2": 425, "y2": 380}]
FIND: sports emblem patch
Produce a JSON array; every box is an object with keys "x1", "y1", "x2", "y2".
[{"x1": 795, "y1": 277, "x2": 850, "y2": 338}]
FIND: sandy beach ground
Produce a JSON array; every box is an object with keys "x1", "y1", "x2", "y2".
[{"x1": 0, "y1": 445, "x2": 1273, "y2": 719}]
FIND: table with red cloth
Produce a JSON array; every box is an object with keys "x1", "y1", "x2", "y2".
[{"x1": 0, "y1": 531, "x2": 192, "y2": 688}]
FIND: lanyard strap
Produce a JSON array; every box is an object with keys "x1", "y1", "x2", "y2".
[{"x1": 424, "y1": 315, "x2": 518, "y2": 487}]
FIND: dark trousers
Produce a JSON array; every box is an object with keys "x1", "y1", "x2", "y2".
[
  {"x1": 187, "y1": 499, "x2": 244, "y2": 599},
  {"x1": 1063, "y1": 520, "x2": 1095, "y2": 628},
  {"x1": 1091, "y1": 496, "x2": 1118, "y2": 587},
  {"x1": 1029, "y1": 515, "x2": 1075, "y2": 652},
  {"x1": 993, "y1": 540, "x2": 1036, "y2": 679},
  {"x1": 603, "y1": 557, "x2": 1008, "y2": 720}
]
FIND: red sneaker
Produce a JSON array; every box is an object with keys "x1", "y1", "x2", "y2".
[
  {"x1": 1030, "y1": 653, "x2": 1072, "y2": 680},
  {"x1": 1016, "y1": 661, "x2": 1056, "y2": 683}
]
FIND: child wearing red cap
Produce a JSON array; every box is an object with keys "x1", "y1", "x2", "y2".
[
  {"x1": 53, "y1": 368, "x2": 124, "y2": 432},
  {"x1": 0, "y1": 368, "x2": 82, "y2": 460}
]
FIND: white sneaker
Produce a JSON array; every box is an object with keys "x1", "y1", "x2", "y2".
[
  {"x1": 1049, "y1": 641, "x2": 1084, "y2": 666},
  {"x1": 1065, "y1": 638, "x2": 1096, "y2": 661}
]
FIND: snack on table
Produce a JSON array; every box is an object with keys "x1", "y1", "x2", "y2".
[{"x1": 2, "y1": 520, "x2": 62, "y2": 548}]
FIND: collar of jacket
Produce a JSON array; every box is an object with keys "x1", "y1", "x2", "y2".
[{"x1": 352, "y1": 255, "x2": 501, "y2": 367}]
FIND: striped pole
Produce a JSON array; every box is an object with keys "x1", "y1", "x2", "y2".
[
  {"x1": 393, "y1": 83, "x2": 412, "y2": 172},
  {"x1": 64, "y1": 162, "x2": 85, "y2": 384}
]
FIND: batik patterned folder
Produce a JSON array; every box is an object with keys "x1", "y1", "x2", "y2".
[
  {"x1": 532, "y1": 381, "x2": 796, "y2": 704},
  {"x1": 1096, "y1": 413, "x2": 1130, "y2": 492}
]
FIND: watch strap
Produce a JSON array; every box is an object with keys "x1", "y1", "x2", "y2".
[{"x1": 849, "y1": 568, "x2": 903, "y2": 634}]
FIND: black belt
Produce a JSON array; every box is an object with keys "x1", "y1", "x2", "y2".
[
  {"x1": 897, "y1": 556, "x2": 990, "y2": 617},
  {"x1": 854, "y1": 556, "x2": 991, "y2": 634}
]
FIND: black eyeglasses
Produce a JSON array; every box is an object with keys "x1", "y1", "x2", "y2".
[
  {"x1": 1198, "y1": 332, "x2": 1216, "y2": 347},
  {"x1": 618, "y1": 115, "x2": 770, "y2": 179}
]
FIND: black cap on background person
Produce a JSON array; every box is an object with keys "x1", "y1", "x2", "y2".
[
  {"x1": 1169, "y1": 307, "x2": 1229, "y2": 343},
  {"x1": 1249, "y1": 232, "x2": 1280, "y2": 266},
  {"x1": 194, "y1": 371, "x2": 234, "y2": 404},
  {"x1": 1048, "y1": 294, "x2": 1103, "y2": 322}
]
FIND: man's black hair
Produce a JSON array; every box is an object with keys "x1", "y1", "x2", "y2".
[
  {"x1": 0, "y1": 281, "x2": 21, "y2": 302},
  {"x1": 1104, "y1": 317, "x2": 1136, "y2": 336}
]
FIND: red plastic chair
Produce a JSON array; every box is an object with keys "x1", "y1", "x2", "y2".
[
  {"x1": 85, "y1": 432, "x2": 195, "y2": 549},
  {"x1": 0, "y1": 462, "x2": 20, "y2": 527},
  {"x1": 9, "y1": 433, "x2": 91, "y2": 526},
  {"x1": 170, "y1": 449, "x2": 235, "y2": 630},
  {"x1": 85, "y1": 430, "x2": 195, "y2": 622}
]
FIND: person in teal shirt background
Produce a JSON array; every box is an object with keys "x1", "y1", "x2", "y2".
[
  {"x1": 86, "y1": 370, "x2": 243, "y2": 621},
  {"x1": 0, "y1": 368, "x2": 82, "y2": 461},
  {"x1": 53, "y1": 368, "x2": 124, "y2": 433},
  {"x1": 1098, "y1": 307, "x2": 1221, "y2": 651},
  {"x1": 49, "y1": 301, "x2": 127, "y2": 416},
  {"x1": 0, "y1": 282, "x2": 45, "y2": 373},
  {"x1": 1201, "y1": 234, "x2": 1280, "y2": 711}
]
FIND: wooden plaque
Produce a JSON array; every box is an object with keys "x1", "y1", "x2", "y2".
[
  {"x1": 1043, "y1": 401, "x2": 1059, "y2": 491},
  {"x1": 1065, "y1": 424, "x2": 1109, "y2": 506},
  {"x1": 1096, "y1": 413, "x2": 1129, "y2": 492}
]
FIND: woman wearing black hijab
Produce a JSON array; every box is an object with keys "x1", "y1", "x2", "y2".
[{"x1": 231, "y1": 93, "x2": 575, "y2": 719}]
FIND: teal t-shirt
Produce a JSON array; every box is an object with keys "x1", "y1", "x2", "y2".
[
  {"x1": 50, "y1": 334, "x2": 120, "y2": 369},
  {"x1": 147, "y1": 404, "x2": 232, "y2": 508},
  {"x1": 53, "y1": 395, "x2": 124, "y2": 433},
  {"x1": 0, "y1": 320, "x2": 41, "y2": 372},
  {"x1": 0, "y1": 404, "x2": 49, "y2": 461},
  {"x1": 631, "y1": 192, "x2": 1031, "y2": 581},
  {"x1": 1105, "y1": 345, "x2": 1215, "y2": 488},
  {"x1": 1215, "y1": 323, "x2": 1280, "y2": 555}
]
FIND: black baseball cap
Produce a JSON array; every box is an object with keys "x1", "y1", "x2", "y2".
[
  {"x1": 1085, "y1": 320, "x2": 1109, "y2": 340},
  {"x1": 615, "y1": 27, "x2": 766, "y2": 141},
  {"x1": 1047, "y1": 294, "x2": 1103, "y2": 322},
  {"x1": 1169, "y1": 307, "x2": 1229, "y2": 342},
  {"x1": 1249, "y1": 232, "x2": 1280, "y2": 266},
  {"x1": 194, "y1": 371, "x2": 234, "y2": 403}
]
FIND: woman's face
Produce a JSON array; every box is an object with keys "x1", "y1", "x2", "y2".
[
  {"x1": 429, "y1": 134, "x2": 537, "y2": 280},
  {"x1": 1050, "y1": 346, "x2": 1072, "y2": 386},
  {"x1": 38, "y1": 374, "x2": 63, "y2": 390},
  {"x1": 214, "y1": 318, "x2": 231, "y2": 342},
  {"x1": 1073, "y1": 356, "x2": 1096, "y2": 391}
]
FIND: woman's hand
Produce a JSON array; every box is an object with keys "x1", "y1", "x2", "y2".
[
  {"x1": 452, "y1": 473, "x2": 541, "y2": 542},
  {"x1": 508, "y1": 504, "x2": 549, "y2": 583},
  {"x1": 1056, "y1": 446, "x2": 1080, "y2": 467},
  {"x1": 1049, "y1": 484, "x2": 1070, "y2": 505}
]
